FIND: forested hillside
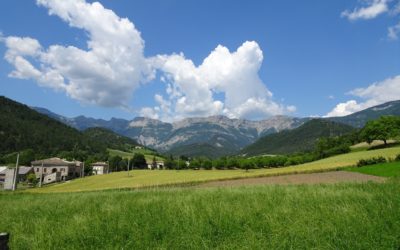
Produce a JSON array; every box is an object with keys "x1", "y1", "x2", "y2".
[
  {"x1": 241, "y1": 119, "x2": 355, "y2": 156},
  {"x1": 0, "y1": 96, "x2": 138, "y2": 164},
  {"x1": 82, "y1": 127, "x2": 139, "y2": 152}
]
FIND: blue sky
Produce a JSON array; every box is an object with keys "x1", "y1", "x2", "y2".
[{"x1": 0, "y1": 0, "x2": 399, "y2": 121}]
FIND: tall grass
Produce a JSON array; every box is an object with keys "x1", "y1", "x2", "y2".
[{"x1": 1, "y1": 180, "x2": 400, "y2": 249}]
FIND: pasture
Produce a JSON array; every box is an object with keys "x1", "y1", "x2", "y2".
[
  {"x1": 29, "y1": 146, "x2": 400, "y2": 193},
  {"x1": 108, "y1": 148, "x2": 164, "y2": 162},
  {"x1": 346, "y1": 161, "x2": 400, "y2": 177}
]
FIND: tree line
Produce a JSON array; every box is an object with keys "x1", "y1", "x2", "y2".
[{"x1": 162, "y1": 116, "x2": 400, "y2": 170}]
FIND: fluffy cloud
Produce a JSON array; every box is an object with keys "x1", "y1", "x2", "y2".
[
  {"x1": 326, "y1": 75, "x2": 400, "y2": 117},
  {"x1": 144, "y1": 41, "x2": 294, "y2": 121},
  {"x1": 3, "y1": 0, "x2": 152, "y2": 107},
  {"x1": 388, "y1": 21, "x2": 400, "y2": 39},
  {"x1": 2, "y1": 0, "x2": 293, "y2": 121},
  {"x1": 341, "y1": 0, "x2": 400, "y2": 39},
  {"x1": 341, "y1": 0, "x2": 390, "y2": 20}
]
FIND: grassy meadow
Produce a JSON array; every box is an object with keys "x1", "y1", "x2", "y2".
[
  {"x1": 1, "y1": 180, "x2": 400, "y2": 249},
  {"x1": 108, "y1": 148, "x2": 164, "y2": 162},
  {"x1": 29, "y1": 146, "x2": 400, "y2": 193},
  {"x1": 346, "y1": 161, "x2": 400, "y2": 177}
]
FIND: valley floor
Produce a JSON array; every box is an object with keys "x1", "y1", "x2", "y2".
[{"x1": 27, "y1": 146, "x2": 400, "y2": 193}]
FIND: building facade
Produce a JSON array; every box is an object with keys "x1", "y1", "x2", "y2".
[
  {"x1": 31, "y1": 157, "x2": 82, "y2": 181},
  {"x1": 146, "y1": 160, "x2": 164, "y2": 170}
]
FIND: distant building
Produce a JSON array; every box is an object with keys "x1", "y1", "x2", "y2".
[
  {"x1": 31, "y1": 157, "x2": 82, "y2": 181},
  {"x1": 0, "y1": 167, "x2": 7, "y2": 182},
  {"x1": 91, "y1": 162, "x2": 109, "y2": 175},
  {"x1": 3, "y1": 166, "x2": 34, "y2": 190},
  {"x1": 15, "y1": 167, "x2": 35, "y2": 181},
  {"x1": 146, "y1": 160, "x2": 164, "y2": 170},
  {"x1": 134, "y1": 146, "x2": 143, "y2": 149}
]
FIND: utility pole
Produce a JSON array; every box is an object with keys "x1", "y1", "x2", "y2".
[
  {"x1": 82, "y1": 162, "x2": 85, "y2": 178},
  {"x1": 39, "y1": 162, "x2": 43, "y2": 188},
  {"x1": 12, "y1": 154, "x2": 19, "y2": 191},
  {"x1": 127, "y1": 158, "x2": 130, "y2": 176}
]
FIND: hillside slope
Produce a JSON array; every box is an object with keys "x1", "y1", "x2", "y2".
[
  {"x1": 82, "y1": 127, "x2": 139, "y2": 152},
  {"x1": 241, "y1": 119, "x2": 355, "y2": 156},
  {"x1": 328, "y1": 100, "x2": 400, "y2": 128},
  {"x1": 0, "y1": 96, "x2": 104, "y2": 156}
]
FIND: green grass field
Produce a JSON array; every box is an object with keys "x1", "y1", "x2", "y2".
[
  {"x1": 1, "y1": 180, "x2": 400, "y2": 249},
  {"x1": 108, "y1": 148, "x2": 164, "y2": 162},
  {"x1": 346, "y1": 161, "x2": 400, "y2": 177},
  {"x1": 28, "y1": 146, "x2": 400, "y2": 193}
]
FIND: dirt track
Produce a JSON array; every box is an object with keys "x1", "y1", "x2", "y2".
[{"x1": 197, "y1": 171, "x2": 385, "y2": 188}]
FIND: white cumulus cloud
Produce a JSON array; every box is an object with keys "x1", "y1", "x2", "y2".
[
  {"x1": 144, "y1": 41, "x2": 294, "y2": 121},
  {"x1": 2, "y1": 0, "x2": 293, "y2": 121},
  {"x1": 3, "y1": 0, "x2": 152, "y2": 107},
  {"x1": 341, "y1": 0, "x2": 390, "y2": 20},
  {"x1": 341, "y1": 0, "x2": 400, "y2": 39},
  {"x1": 326, "y1": 75, "x2": 400, "y2": 117}
]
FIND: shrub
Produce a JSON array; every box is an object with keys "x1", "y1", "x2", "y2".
[
  {"x1": 395, "y1": 154, "x2": 400, "y2": 162},
  {"x1": 26, "y1": 173, "x2": 38, "y2": 185},
  {"x1": 357, "y1": 156, "x2": 387, "y2": 167}
]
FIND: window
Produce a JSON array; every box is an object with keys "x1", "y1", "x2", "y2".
[
  {"x1": 37, "y1": 168, "x2": 39, "y2": 172},
  {"x1": 44, "y1": 168, "x2": 47, "y2": 173}
]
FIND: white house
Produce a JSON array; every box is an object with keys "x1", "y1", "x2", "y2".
[
  {"x1": 146, "y1": 160, "x2": 164, "y2": 170},
  {"x1": 91, "y1": 162, "x2": 109, "y2": 175}
]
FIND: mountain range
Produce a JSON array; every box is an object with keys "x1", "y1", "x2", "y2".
[
  {"x1": 33, "y1": 107, "x2": 307, "y2": 157},
  {"x1": 32, "y1": 99, "x2": 400, "y2": 158}
]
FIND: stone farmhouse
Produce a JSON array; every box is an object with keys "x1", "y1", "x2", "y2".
[{"x1": 31, "y1": 157, "x2": 83, "y2": 181}]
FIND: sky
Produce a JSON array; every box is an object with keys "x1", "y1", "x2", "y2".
[{"x1": 0, "y1": 0, "x2": 399, "y2": 121}]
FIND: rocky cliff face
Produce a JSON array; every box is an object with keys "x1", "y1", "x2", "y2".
[
  {"x1": 126, "y1": 115, "x2": 306, "y2": 154},
  {"x1": 33, "y1": 107, "x2": 305, "y2": 156},
  {"x1": 31, "y1": 99, "x2": 400, "y2": 157}
]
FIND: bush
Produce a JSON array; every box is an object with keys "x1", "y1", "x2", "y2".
[
  {"x1": 395, "y1": 154, "x2": 400, "y2": 162},
  {"x1": 357, "y1": 156, "x2": 387, "y2": 167},
  {"x1": 26, "y1": 173, "x2": 38, "y2": 185}
]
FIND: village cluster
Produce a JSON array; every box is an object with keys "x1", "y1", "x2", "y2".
[{"x1": 0, "y1": 157, "x2": 165, "y2": 190}]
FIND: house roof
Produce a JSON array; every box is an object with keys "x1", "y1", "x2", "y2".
[
  {"x1": 91, "y1": 162, "x2": 108, "y2": 166},
  {"x1": 0, "y1": 167, "x2": 33, "y2": 175},
  {"x1": 146, "y1": 160, "x2": 164, "y2": 164},
  {"x1": 18, "y1": 166, "x2": 33, "y2": 175},
  {"x1": 31, "y1": 157, "x2": 81, "y2": 166},
  {"x1": 0, "y1": 167, "x2": 7, "y2": 174}
]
